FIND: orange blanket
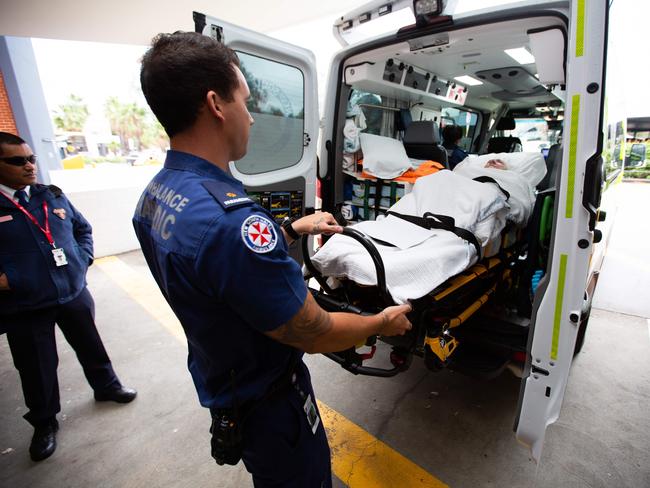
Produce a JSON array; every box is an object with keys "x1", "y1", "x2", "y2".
[{"x1": 359, "y1": 160, "x2": 445, "y2": 183}]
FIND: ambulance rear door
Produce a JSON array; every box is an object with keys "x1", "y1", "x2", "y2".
[
  {"x1": 514, "y1": 0, "x2": 610, "y2": 461},
  {"x1": 193, "y1": 12, "x2": 319, "y2": 261}
]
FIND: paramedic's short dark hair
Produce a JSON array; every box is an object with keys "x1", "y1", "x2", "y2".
[
  {"x1": 442, "y1": 125, "x2": 463, "y2": 145},
  {"x1": 140, "y1": 31, "x2": 241, "y2": 137},
  {"x1": 0, "y1": 132, "x2": 26, "y2": 155}
]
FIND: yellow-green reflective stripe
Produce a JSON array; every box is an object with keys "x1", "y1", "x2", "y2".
[
  {"x1": 551, "y1": 254, "x2": 568, "y2": 360},
  {"x1": 576, "y1": 0, "x2": 585, "y2": 57},
  {"x1": 566, "y1": 94, "x2": 580, "y2": 219}
]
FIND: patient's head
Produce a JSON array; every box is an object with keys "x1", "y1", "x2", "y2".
[{"x1": 485, "y1": 159, "x2": 507, "y2": 170}]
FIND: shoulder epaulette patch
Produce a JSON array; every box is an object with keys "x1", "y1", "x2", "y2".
[
  {"x1": 46, "y1": 184, "x2": 63, "y2": 197},
  {"x1": 202, "y1": 180, "x2": 253, "y2": 211}
]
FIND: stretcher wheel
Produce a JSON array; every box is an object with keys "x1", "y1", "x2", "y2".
[{"x1": 424, "y1": 345, "x2": 448, "y2": 371}]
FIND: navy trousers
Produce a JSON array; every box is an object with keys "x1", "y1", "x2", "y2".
[
  {"x1": 241, "y1": 362, "x2": 332, "y2": 488},
  {"x1": 5, "y1": 287, "x2": 119, "y2": 428}
]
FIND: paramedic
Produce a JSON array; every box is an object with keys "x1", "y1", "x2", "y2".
[
  {"x1": 0, "y1": 132, "x2": 137, "y2": 462},
  {"x1": 442, "y1": 124, "x2": 468, "y2": 169},
  {"x1": 134, "y1": 32, "x2": 412, "y2": 488}
]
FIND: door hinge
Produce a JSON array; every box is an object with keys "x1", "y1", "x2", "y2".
[
  {"x1": 304, "y1": 133, "x2": 311, "y2": 147},
  {"x1": 210, "y1": 24, "x2": 224, "y2": 43}
]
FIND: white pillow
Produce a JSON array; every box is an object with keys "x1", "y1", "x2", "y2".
[{"x1": 360, "y1": 133, "x2": 411, "y2": 179}]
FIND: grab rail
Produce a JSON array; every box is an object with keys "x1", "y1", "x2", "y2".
[{"x1": 301, "y1": 227, "x2": 393, "y2": 307}]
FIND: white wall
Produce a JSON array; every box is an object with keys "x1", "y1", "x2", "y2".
[{"x1": 49, "y1": 166, "x2": 160, "y2": 258}]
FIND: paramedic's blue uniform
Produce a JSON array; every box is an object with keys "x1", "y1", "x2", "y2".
[
  {"x1": 0, "y1": 184, "x2": 120, "y2": 427},
  {"x1": 132, "y1": 150, "x2": 331, "y2": 487}
]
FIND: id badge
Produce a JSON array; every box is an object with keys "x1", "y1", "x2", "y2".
[
  {"x1": 52, "y1": 248, "x2": 68, "y2": 267},
  {"x1": 303, "y1": 394, "x2": 320, "y2": 435}
]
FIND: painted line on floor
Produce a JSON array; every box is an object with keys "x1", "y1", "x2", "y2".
[
  {"x1": 95, "y1": 256, "x2": 185, "y2": 342},
  {"x1": 95, "y1": 254, "x2": 448, "y2": 488},
  {"x1": 319, "y1": 401, "x2": 449, "y2": 488}
]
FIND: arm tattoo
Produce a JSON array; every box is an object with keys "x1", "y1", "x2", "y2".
[
  {"x1": 273, "y1": 295, "x2": 332, "y2": 350},
  {"x1": 312, "y1": 217, "x2": 324, "y2": 234}
]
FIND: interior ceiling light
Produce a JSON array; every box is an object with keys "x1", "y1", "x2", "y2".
[
  {"x1": 454, "y1": 75, "x2": 483, "y2": 86},
  {"x1": 504, "y1": 47, "x2": 535, "y2": 65}
]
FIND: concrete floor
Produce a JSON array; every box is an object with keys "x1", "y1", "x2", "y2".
[{"x1": 1, "y1": 182, "x2": 650, "y2": 487}]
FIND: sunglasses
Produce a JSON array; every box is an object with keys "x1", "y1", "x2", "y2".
[{"x1": 0, "y1": 154, "x2": 37, "y2": 166}]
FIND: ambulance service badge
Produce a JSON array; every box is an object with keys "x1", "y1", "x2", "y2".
[{"x1": 241, "y1": 215, "x2": 277, "y2": 254}]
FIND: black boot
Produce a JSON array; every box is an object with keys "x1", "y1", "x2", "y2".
[
  {"x1": 29, "y1": 419, "x2": 59, "y2": 462},
  {"x1": 94, "y1": 386, "x2": 137, "y2": 403}
]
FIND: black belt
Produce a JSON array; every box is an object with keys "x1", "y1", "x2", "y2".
[
  {"x1": 472, "y1": 176, "x2": 510, "y2": 201},
  {"x1": 387, "y1": 210, "x2": 482, "y2": 260}
]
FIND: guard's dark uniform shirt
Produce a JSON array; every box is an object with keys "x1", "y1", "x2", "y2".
[
  {"x1": 132, "y1": 150, "x2": 307, "y2": 409},
  {"x1": 0, "y1": 184, "x2": 93, "y2": 321}
]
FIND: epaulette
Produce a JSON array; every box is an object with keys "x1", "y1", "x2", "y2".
[
  {"x1": 202, "y1": 180, "x2": 253, "y2": 212},
  {"x1": 47, "y1": 184, "x2": 63, "y2": 197}
]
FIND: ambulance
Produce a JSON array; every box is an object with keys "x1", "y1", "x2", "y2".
[{"x1": 193, "y1": 0, "x2": 615, "y2": 461}]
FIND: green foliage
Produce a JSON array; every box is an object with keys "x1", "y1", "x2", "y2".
[
  {"x1": 623, "y1": 169, "x2": 650, "y2": 179},
  {"x1": 104, "y1": 97, "x2": 169, "y2": 153},
  {"x1": 53, "y1": 94, "x2": 89, "y2": 132}
]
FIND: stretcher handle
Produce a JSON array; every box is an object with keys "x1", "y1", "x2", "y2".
[{"x1": 301, "y1": 228, "x2": 393, "y2": 306}]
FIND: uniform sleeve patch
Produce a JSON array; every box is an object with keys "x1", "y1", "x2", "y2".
[{"x1": 241, "y1": 215, "x2": 278, "y2": 253}]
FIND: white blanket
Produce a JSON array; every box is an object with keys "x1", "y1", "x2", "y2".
[
  {"x1": 312, "y1": 171, "x2": 508, "y2": 304},
  {"x1": 453, "y1": 152, "x2": 547, "y2": 226}
]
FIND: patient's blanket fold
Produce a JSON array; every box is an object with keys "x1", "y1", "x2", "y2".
[
  {"x1": 453, "y1": 152, "x2": 546, "y2": 226},
  {"x1": 312, "y1": 171, "x2": 508, "y2": 304}
]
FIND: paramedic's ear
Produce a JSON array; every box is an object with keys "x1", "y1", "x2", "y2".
[{"x1": 206, "y1": 90, "x2": 226, "y2": 122}]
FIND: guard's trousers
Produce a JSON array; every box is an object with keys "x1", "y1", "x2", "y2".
[{"x1": 5, "y1": 287, "x2": 119, "y2": 428}]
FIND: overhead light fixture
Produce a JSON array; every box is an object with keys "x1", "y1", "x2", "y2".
[
  {"x1": 454, "y1": 75, "x2": 483, "y2": 86},
  {"x1": 378, "y1": 4, "x2": 392, "y2": 16},
  {"x1": 504, "y1": 47, "x2": 535, "y2": 65},
  {"x1": 359, "y1": 12, "x2": 371, "y2": 23},
  {"x1": 413, "y1": 0, "x2": 443, "y2": 16}
]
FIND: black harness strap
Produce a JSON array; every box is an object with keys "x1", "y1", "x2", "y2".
[
  {"x1": 472, "y1": 176, "x2": 510, "y2": 201},
  {"x1": 387, "y1": 210, "x2": 482, "y2": 259}
]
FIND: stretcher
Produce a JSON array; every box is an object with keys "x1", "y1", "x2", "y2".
[{"x1": 301, "y1": 155, "x2": 550, "y2": 377}]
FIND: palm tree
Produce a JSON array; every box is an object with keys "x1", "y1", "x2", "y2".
[
  {"x1": 105, "y1": 96, "x2": 148, "y2": 154},
  {"x1": 53, "y1": 94, "x2": 89, "y2": 132}
]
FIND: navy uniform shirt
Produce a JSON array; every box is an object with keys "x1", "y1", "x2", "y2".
[{"x1": 132, "y1": 150, "x2": 306, "y2": 409}]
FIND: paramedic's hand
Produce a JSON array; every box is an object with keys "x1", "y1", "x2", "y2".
[
  {"x1": 294, "y1": 212, "x2": 344, "y2": 236},
  {"x1": 0, "y1": 273, "x2": 9, "y2": 291},
  {"x1": 378, "y1": 304, "x2": 412, "y2": 336}
]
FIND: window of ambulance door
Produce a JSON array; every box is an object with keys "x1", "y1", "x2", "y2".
[
  {"x1": 441, "y1": 107, "x2": 479, "y2": 152},
  {"x1": 234, "y1": 51, "x2": 305, "y2": 175},
  {"x1": 510, "y1": 118, "x2": 560, "y2": 154}
]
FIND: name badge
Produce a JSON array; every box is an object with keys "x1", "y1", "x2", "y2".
[
  {"x1": 303, "y1": 394, "x2": 320, "y2": 435},
  {"x1": 52, "y1": 248, "x2": 68, "y2": 267}
]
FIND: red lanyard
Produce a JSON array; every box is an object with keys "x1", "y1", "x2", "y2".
[{"x1": 2, "y1": 193, "x2": 55, "y2": 247}]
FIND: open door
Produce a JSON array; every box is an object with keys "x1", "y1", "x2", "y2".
[
  {"x1": 193, "y1": 12, "x2": 319, "y2": 261},
  {"x1": 514, "y1": 0, "x2": 609, "y2": 461}
]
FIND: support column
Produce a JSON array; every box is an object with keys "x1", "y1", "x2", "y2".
[{"x1": 0, "y1": 36, "x2": 61, "y2": 184}]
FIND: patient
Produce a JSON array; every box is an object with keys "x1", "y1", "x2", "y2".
[{"x1": 485, "y1": 159, "x2": 507, "y2": 170}]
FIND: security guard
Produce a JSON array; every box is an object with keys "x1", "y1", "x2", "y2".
[
  {"x1": 134, "y1": 32, "x2": 412, "y2": 487},
  {"x1": 0, "y1": 132, "x2": 136, "y2": 462}
]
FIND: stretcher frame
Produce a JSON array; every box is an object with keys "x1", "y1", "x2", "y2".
[{"x1": 302, "y1": 226, "x2": 522, "y2": 377}]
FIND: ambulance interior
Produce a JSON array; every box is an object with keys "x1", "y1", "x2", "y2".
[{"x1": 306, "y1": 14, "x2": 570, "y2": 377}]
